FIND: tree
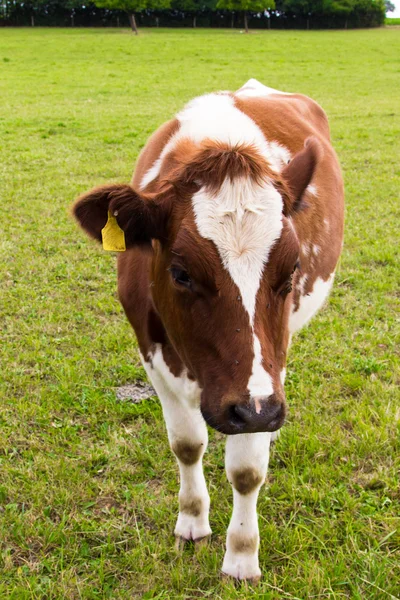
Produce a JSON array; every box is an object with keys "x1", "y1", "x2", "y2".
[
  {"x1": 172, "y1": 0, "x2": 199, "y2": 27},
  {"x1": 172, "y1": 0, "x2": 217, "y2": 27},
  {"x1": 349, "y1": 0, "x2": 385, "y2": 26},
  {"x1": 216, "y1": 0, "x2": 275, "y2": 31},
  {"x1": 329, "y1": 0, "x2": 355, "y2": 27},
  {"x1": 385, "y1": 0, "x2": 395, "y2": 11},
  {"x1": 64, "y1": 0, "x2": 85, "y2": 26},
  {"x1": 24, "y1": 0, "x2": 64, "y2": 26},
  {"x1": 94, "y1": 0, "x2": 170, "y2": 33},
  {"x1": 280, "y1": 0, "x2": 334, "y2": 28}
]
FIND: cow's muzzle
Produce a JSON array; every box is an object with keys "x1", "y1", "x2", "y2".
[{"x1": 201, "y1": 393, "x2": 286, "y2": 435}]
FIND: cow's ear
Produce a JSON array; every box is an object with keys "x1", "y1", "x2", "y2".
[
  {"x1": 73, "y1": 184, "x2": 170, "y2": 247},
  {"x1": 279, "y1": 137, "x2": 322, "y2": 216}
]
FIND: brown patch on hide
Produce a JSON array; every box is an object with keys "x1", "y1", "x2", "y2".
[
  {"x1": 180, "y1": 497, "x2": 203, "y2": 517},
  {"x1": 231, "y1": 469, "x2": 263, "y2": 495},
  {"x1": 172, "y1": 441, "x2": 203, "y2": 466},
  {"x1": 229, "y1": 533, "x2": 258, "y2": 555}
]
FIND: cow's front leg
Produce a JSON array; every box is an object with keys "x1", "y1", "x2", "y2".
[
  {"x1": 222, "y1": 432, "x2": 271, "y2": 582},
  {"x1": 161, "y1": 396, "x2": 211, "y2": 545}
]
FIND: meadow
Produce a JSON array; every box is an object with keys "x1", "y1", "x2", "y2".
[{"x1": 1, "y1": 27, "x2": 399, "y2": 599}]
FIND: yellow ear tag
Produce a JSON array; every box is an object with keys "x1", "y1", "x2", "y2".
[{"x1": 101, "y1": 211, "x2": 126, "y2": 252}]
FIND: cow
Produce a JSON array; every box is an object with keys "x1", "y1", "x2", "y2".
[{"x1": 73, "y1": 78, "x2": 344, "y2": 582}]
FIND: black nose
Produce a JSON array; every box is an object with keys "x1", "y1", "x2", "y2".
[{"x1": 227, "y1": 395, "x2": 286, "y2": 434}]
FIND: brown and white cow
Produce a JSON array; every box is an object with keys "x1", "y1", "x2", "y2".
[{"x1": 73, "y1": 79, "x2": 344, "y2": 582}]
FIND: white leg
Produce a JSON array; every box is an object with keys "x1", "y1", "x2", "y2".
[
  {"x1": 141, "y1": 347, "x2": 211, "y2": 543},
  {"x1": 222, "y1": 432, "x2": 271, "y2": 581},
  {"x1": 168, "y1": 406, "x2": 211, "y2": 543}
]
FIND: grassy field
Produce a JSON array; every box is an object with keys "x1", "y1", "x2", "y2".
[{"x1": 1, "y1": 27, "x2": 399, "y2": 599}]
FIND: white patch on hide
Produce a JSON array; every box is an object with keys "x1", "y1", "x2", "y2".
[
  {"x1": 140, "y1": 346, "x2": 201, "y2": 409},
  {"x1": 140, "y1": 91, "x2": 291, "y2": 188},
  {"x1": 307, "y1": 184, "x2": 318, "y2": 197},
  {"x1": 236, "y1": 78, "x2": 291, "y2": 97},
  {"x1": 140, "y1": 156, "x2": 163, "y2": 190},
  {"x1": 297, "y1": 273, "x2": 308, "y2": 296},
  {"x1": 289, "y1": 273, "x2": 335, "y2": 334}
]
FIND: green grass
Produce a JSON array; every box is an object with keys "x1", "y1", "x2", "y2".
[
  {"x1": 385, "y1": 17, "x2": 400, "y2": 25},
  {"x1": 1, "y1": 27, "x2": 399, "y2": 599}
]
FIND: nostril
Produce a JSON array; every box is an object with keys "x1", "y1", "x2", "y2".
[
  {"x1": 228, "y1": 404, "x2": 249, "y2": 429},
  {"x1": 267, "y1": 402, "x2": 282, "y2": 422}
]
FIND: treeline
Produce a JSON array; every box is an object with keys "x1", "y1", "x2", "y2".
[{"x1": 1, "y1": 0, "x2": 386, "y2": 30}]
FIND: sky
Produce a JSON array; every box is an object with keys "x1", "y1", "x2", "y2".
[{"x1": 389, "y1": 1, "x2": 400, "y2": 17}]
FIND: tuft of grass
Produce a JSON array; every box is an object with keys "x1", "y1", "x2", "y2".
[{"x1": 1, "y1": 28, "x2": 399, "y2": 599}]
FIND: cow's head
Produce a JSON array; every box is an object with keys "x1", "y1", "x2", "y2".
[{"x1": 73, "y1": 137, "x2": 321, "y2": 434}]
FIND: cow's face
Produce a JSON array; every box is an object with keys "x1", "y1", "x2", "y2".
[
  {"x1": 150, "y1": 214, "x2": 299, "y2": 435},
  {"x1": 73, "y1": 138, "x2": 320, "y2": 435}
]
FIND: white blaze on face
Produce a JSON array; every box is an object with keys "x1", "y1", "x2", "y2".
[
  {"x1": 193, "y1": 177, "x2": 283, "y2": 322},
  {"x1": 192, "y1": 177, "x2": 283, "y2": 399}
]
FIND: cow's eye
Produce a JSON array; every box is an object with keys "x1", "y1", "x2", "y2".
[{"x1": 170, "y1": 266, "x2": 192, "y2": 290}]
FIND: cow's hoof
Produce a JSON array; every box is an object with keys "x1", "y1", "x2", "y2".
[
  {"x1": 175, "y1": 535, "x2": 188, "y2": 551},
  {"x1": 175, "y1": 533, "x2": 211, "y2": 552},
  {"x1": 245, "y1": 575, "x2": 261, "y2": 587},
  {"x1": 221, "y1": 571, "x2": 261, "y2": 586},
  {"x1": 221, "y1": 556, "x2": 262, "y2": 585},
  {"x1": 194, "y1": 534, "x2": 211, "y2": 551}
]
